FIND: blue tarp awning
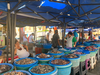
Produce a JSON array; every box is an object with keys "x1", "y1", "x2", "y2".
[{"x1": 0, "y1": 0, "x2": 100, "y2": 27}]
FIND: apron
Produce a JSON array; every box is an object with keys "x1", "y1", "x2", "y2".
[{"x1": 66, "y1": 36, "x2": 74, "y2": 48}]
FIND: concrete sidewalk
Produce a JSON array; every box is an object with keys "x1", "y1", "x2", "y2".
[{"x1": 87, "y1": 59, "x2": 100, "y2": 75}]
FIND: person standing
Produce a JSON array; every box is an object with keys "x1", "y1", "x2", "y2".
[
  {"x1": 65, "y1": 31, "x2": 77, "y2": 48},
  {"x1": 29, "y1": 33, "x2": 34, "y2": 43},
  {"x1": 28, "y1": 33, "x2": 35, "y2": 51},
  {"x1": 73, "y1": 30, "x2": 78, "y2": 41},
  {"x1": 23, "y1": 34, "x2": 28, "y2": 45},
  {"x1": 46, "y1": 30, "x2": 53, "y2": 43},
  {"x1": 52, "y1": 30, "x2": 60, "y2": 48},
  {"x1": 88, "y1": 31, "x2": 95, "y2": 40}
]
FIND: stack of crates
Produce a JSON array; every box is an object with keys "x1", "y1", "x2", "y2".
[
  {"x1": 78, "y1": 52, "x2": 87, "y2": 75},
  {"x1": 70, "y1": 66, "x2": 80, "y2": 75},
  {"x1": 80, "y1": 61, "x2": 87, "y2": 75},
  {"x1": 70, "y1": 56, "x2": 80, "y2": 75}
]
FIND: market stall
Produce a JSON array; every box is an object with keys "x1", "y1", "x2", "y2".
[{"x1": 0, "y1": 0, "x2": 100, "y2": 75}]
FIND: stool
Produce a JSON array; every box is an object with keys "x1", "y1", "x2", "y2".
[
  {"x1": 99, "y1": 47, "x2": 100, "y2": 58},
  {"x1": 85, "y1": 59, "x2": 90, "y2": 70},
  {"x1": 80, "y1": 61, "x2": 87, "y2": 75},
  {"x1": 70, "y1": 66, "x2": 80, "y2": 75},
  {"x1": 96, "y1": 52, "x2": 99, "y2": 61},
  {"x1": 90, "y1": 55, "x2": 97, "y2": 69}
]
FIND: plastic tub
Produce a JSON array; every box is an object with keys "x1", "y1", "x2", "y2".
[
  {"x1": 96, "y1": 49, "x2": 98, "y2": 54},
  {"x1": 43, "y1": 44, "x2": 52, "y2": 49},
  {"x1": 35, "y1": 54, "x2": 53, "y2": 64},
  {"x1": 76, "y1": 53, "x2": 86, "y2": 62},
  {"x1": 49, "y1": 58, "x2": 72, "y2": 75},
  {"x1": 0, "y1": 63, "x2": 14, "y2": 75},
  {"x1": 84, "y1": 42, "x2": 91, "y2": 46},
  {"x1": 77, "y1": 47, "x2": 85, "y2": 50},
  {"x1": 2, "y1": 70, "x2": 31, "y2": 75},
  {"x1": 0, "y1": 50, "x2": 2, "y2": 56},
  {"x1": 76, "y1": 42, "x2": 82, "y2": 46},
  {"x1": 84, "y1": 49, "x2": 97, "y2": 57},
  {"x1": 90, "y1": 50, "x2": 96, "y2": 57},
  {"x1": 70, "y1": 48, "x2": 77, "y2": 52},
  {"x1": 92, "y1": 43, "x2": 100, "y2": 47},
  {"x1": 59, "y1": 48, "x2": 71, "y2": 54},
  {"x1": 42, "y1": 48, "x2": 52, "y2": 53},
  {"x1": 29, "y1": 64, "x2": 58, "y2": 75},
  {"x1": 83, "y1": 50, "x2": 90, "y2": 59},
  {"x1": 48, "y1": 51, "x2": 64, "y2": 58},
  {"x1": 74, "y1": 50, "x2": 87, "y2": 62},
  {"x1": 62, "y1": 54, "x2": 80, "y2": 67},
  {"x1": 13, "y1": 57, "x2": 38, "y2": 71}
]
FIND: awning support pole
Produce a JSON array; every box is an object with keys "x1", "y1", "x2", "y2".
[
  {"x1": 6, "y1": 12, "x2": 9, "y2": 63},
  {"x1": 79, "y1": 31, "x2": 80, "y2": 44},
  {"x1": 82, "y1": 27, "x2": 84, "y2": 44},
  {"x1": 11, "y1": 13, "x2": 16, "y2": 64},
  {"x1": 62, "y1": 25, "x2": 66, "y2": 48}
]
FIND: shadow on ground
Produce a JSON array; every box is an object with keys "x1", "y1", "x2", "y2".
[{"x1": 87, "y1": 59, "x2": 100, "y2": 75}]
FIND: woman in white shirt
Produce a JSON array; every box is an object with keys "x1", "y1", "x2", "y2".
[{"x1": 14, "y1": 40, "x2": 32, "y2": 58}]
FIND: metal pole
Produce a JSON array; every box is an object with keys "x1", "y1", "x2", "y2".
[
  {"x1": 62, "y1": 25, "x2": 66, "y2": 48},
  {"x1": 7, "y1": 2, "x2": 11, "y2": 63},
  {"x1": 11, "y1": 13, "x2": 16, "y2": 63},
  {"x1": 6, "y1": 12, "x2": 9, "y2": 63},
  {"x1": 8, "y1": 11, "x2": 12, "y2": 64},
  {"x1": 79, "y1": 31, "x2": 80, "y2": 44},
  {"x1": 91, "y1": 27, "x2": 93, "y2": 41},
  {"x1": 82, "y1": 27, "x2": 84, "y2": 44},
  {"x1": 34, "y1": 26, "x2": 36, "y2": 40},
  {"x1": 19, "y1": 28, "x2": 21, "y2": 43},
  {"x1": 11, "y1": 14, "x2": 13, "y2": 64}
]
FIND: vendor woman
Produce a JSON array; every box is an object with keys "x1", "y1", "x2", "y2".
[
  {"x1": 65, "y1": 31, "x2": 77, "y2": 48},
  {"x1": 14, "y1": 40, "x2": 32, "y2": 58}
]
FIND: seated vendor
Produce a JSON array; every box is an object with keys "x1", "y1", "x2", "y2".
[{"x1": 14, "y1": 40, "x2": 32, "y2": 58}]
